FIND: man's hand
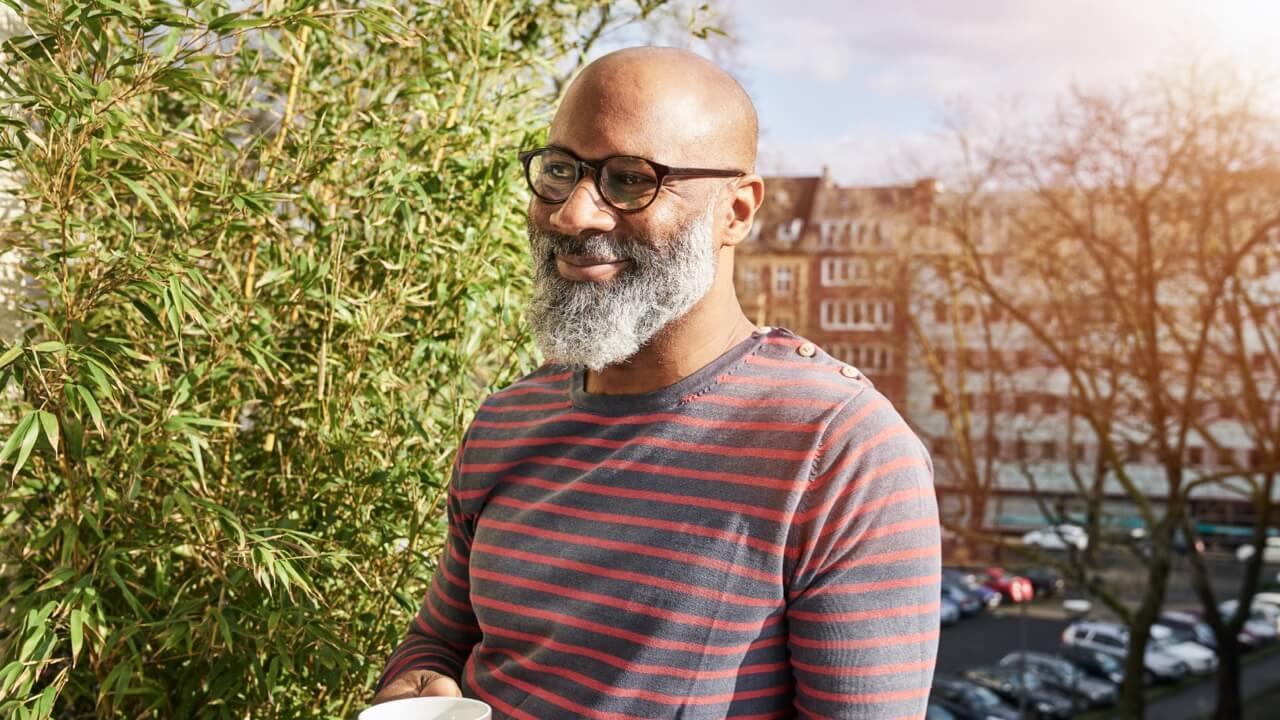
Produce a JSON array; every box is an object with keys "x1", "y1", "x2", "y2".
[{"x1": 372, "y1": 670, "x2": 462, "y2": 703}]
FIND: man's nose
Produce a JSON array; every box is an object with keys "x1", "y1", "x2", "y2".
[{"x1": 547, "y1": 178, "x2": 616, "y2": 236}]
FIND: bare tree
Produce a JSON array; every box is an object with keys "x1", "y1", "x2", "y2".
[{"x1": 910, "y1": 61, "x2": 1280, "y2": 718}]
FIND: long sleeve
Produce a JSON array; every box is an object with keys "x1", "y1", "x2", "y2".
[
  {"x1": 786, "y1": 390, "x2": 942, "y2": 719},
  {"x1": 377, "y1": 457, "x2": 483, "y2": 690}
]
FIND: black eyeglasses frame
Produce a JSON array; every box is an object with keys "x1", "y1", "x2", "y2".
[{"x1": 518, "y1": 146, "x2": 746, "y2": 212}]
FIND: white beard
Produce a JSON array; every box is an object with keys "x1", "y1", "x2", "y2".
[{"x1": 526, "y1": 205, "x2": 718, "y2": 372}]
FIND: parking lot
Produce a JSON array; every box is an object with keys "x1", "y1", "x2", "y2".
[{"x1": 933, "y1": 548, "x2": 1280, "y2": 719}]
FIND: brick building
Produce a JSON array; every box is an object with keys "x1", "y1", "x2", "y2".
[{"x1": 735, "y1": 170, "x2": 930, "y2": 406}]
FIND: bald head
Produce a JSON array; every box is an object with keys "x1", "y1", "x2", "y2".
[{"x1": 551, "y1": 47, "x2": 758, "y2": 172}]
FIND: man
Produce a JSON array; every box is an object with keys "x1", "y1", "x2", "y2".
[{"x1": 374, "y1": 47, "x2": 941, "y2": 718}]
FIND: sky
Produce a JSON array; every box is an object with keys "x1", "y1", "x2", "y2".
[{"x1": 709, "y1": 0, "x2": 1280, "y2": 184}]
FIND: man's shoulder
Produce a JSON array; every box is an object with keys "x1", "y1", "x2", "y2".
[{"x1": 746, "y1": 328, "x2": 877, "y2": 401}]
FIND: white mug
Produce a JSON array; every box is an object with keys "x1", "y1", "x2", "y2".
[{"x1": 357, "y1": 697, "x2": 492, "y2": 720}]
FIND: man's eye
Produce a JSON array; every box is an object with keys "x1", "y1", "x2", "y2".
[
  {"x1": 614, "y1": 173, "x2": 654, "y2": 186},
  {"x1": 543, "y1": 163, "x2": 575, "y2": 180}
]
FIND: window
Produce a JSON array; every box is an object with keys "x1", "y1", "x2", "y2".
[
  {"x1": 820, "y1": 258, "x2": 867, "y2": 286},
  {"x1": 771, "y1": 313, "x2": 794, "y2": 329},
  {"x1": 819, "y1": 299, "x2": 894, "y2": 330},
  {"x1": 773, "y1": 265, "x2": 794, "y2": 295},
  {"x1": 777, "y1": 218, "x2": 803, "y2": 244},
  {"x1": 741, "y1": 267, "x2": 760, "y2": 295}
]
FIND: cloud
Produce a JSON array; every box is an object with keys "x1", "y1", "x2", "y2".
[{"x1": 727, "y1": 0, "x2": 1280, "y2": 183}]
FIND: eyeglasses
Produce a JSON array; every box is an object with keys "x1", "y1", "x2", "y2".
[{"x1": 519, "y1": 146, "x2": 745, "y2": 212}]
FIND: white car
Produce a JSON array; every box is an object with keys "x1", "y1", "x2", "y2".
[
  {"x1": 1149, "y1": 624, "x2": 1218, "y2": 675},
  {"x1": 1021, "y1": 523, "x2": 1089, "y2": 552},
  {"x1": 1220, "y1": 599, "x2": 1280, "y2": 640},
  {"x1": 1236, "y1": 537, "x2": 1280, "y2": 564},
  {"x1": 1253, "y1": 593, "x2": 1280, "y2": 612}
]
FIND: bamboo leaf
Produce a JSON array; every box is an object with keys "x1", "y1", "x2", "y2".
[
  {"x1": 76, "y1": 386, "x2": 105, "y2": 434},
  {"x1": 0, "y1": 413, "x2": 35, "y2": 464},
  {"x1": 36, "y1": 411, "x2": 58, "y2": 454},
  {"x1": 70, "y1": 609, "x2": 85, "y2": 661},
  {"x1": 0, "y1": 345, "x2": 22, "y2": 368},
  {"x1": 12, "y1": 416, "x2": 41, "y2": 479}
]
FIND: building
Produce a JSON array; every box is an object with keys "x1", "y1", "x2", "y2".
[
  {"x1": 737, "y1": 170, "x2": 930, "y2": 405},
  {"x1": 736, "y1": 173, "x2": 1280, "y2": 537}
]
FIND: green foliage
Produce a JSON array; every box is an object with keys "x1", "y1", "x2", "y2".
[{"x1": 0, "y1": 1, "x2": 701, "y2": 716}]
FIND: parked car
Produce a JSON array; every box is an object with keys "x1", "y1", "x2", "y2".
[
  {"x1": 1148, "y1": 623, "x2": 1218, "y2": 675},
  {"x1": 981, "y1": 567, "x2": 1035, "y2": 603},
  {"x1": 925, "y1": 701, "x2": 958, "y2": 720},
  {"x1": 942, "y1": 581, "x2": 983, "y2": 616},
  {"x1": 1061, "y1": 620, "x2": 1188, "y2": 683},
  {"x1": 1021, "y1": 524, "x2": 1088, "y2": 552},
  {"x1": 1059, "y1": 645, "x2": 1127, "y2": 686},
  {"x1": 1220, "y1": 599, "x2": 1280, "y2": 640},
  {"x1": 941, "y1": 597, "x2": 962, "y2": 626},
  {"x1": 998, "y1": 651, "x2": 1119, "y2": 709},
  {"x1": 963, "y1": 665, "x2": 1075, "y2": 719},
  {"x1": 1159, "y1": 610, "x2": 1263, "y2": 653},
  {"x1": 1236, "y1": 537, "x2": 1280, "y2": 564},
  {"x1": 931, "y1": 676, "x2": 1020, "y2": 720},
  {"x1": 943, "y1": 568, "x2": 1002, "y2": 610},
  {"x1": 1130, "y1": 526, "x2": 1205, "y2": 557},
  {"x1": 1020, "y1": 567, "x2": 1064, "y2": 598},
  {"x1": 1252, "y1": 592, "x2": 1280, "y2": 611}
]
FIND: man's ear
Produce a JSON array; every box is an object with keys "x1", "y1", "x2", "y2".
[{"x1": 720, "y1": 174, "x2": 764, "y2": 248}]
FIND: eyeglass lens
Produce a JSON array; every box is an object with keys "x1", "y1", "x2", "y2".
[{"x1": 527, "y1": 149, "x2": 659, "y2": 210}]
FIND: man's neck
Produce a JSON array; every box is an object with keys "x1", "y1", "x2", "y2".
[{"x1": 584, "y1": 293, "x2": 756, "y2": 396}]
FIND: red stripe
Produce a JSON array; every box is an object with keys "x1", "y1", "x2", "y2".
[
  {"x1": 380, "y1": 649, "x2": 456, "y2": 687},
  {"x1": 791, "y1": 658, "x2": 936, "y2": 678},
  {"x1": 473, "y1": 540, "x2": 782, "y2": 608},
  {"x1": 489, "y1": 385, "x2": 564, "y2": 398},
  {"x1": 789, "y1": 600, "x2": 939, "y2": 623},
  {"x1": 789, "y1": 628, "x2": 940, "y2": 651},
  {"x1": 466, "y1": 659, "x2": 541, "y2": 720},
  {"x1": 481, "y1": 400, "x2": 572, "y2": 413},
  {"x1": 795, "y1": 680, "x2": 930, "y2": 704},
  {"x1": 745, "y1": 354, "x2": 832, "y2": 370},
  {"x1": 479, "y1": 622, "x2": 787, "y2": 680},
  {"x1": 478, "y1": 655, "x2": 643, "y2": 720},
  {"x1": 463, "y1": 453, "x2": 798, "y2": 492},
  {"x1": 800, "y1": 573, "x2": 941, "y2": 600},
  {"x1": 763, "y1": 335, "x2": 805, "y2": 348},
  {"x1": 799, "y1": 456, "x2": 931, "y2": 523},
  {"x1": 481, "y1": 516, "x2": 781, "y2": 584},
  {"x1": 492, "y1": 473, "x2": 793, "y2": 523},
  {"x1": 473, "y1": 409, "x2": 822, "y2": 433},
  {"x1": 686, "y1": 392, "x2": 843, "y2": 412},
  {"x1": 489, "y1": 494, "x2": 786, "y2": 557},
  {"x1": 476, "y1": 645, "x2": 790, "y2": 706},
  {"x1": 810, "y1": 487, "x2": 938, "y2": 544},
  {"x1": 468, "y1": 431, "x2": 812, "y2": 461},
  {"x1": 420, "y1": 595, "x2": 478, "y2": 635},
  {"x1": 824, "y1": 544, "x2": 940, "y2": 573},
  {"x1": 471, "y1": 564, "x2": 783, "y2": 631},
  {"x1": 814, "y1": 396, "x2": 891, "y2": 458},
  {"x1": 474, "y1": 594, "x2": 764, "y2": 656},
  {"x1": 814, "y1": 422, "x2": 917, "y2": 486},
  {"x1": 720, "y1": 373, "x2": 855, "y2": 395}
]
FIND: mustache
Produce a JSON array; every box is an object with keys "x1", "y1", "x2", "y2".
[{"x1": 528, "y1": 224, "x2": 654, "y2": 269}]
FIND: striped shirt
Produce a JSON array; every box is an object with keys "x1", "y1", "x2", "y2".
[{"x1": 379, "y1": 329, "x2": 941, "y2": 718}]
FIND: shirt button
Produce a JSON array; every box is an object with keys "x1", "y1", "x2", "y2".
[
  {"x1": 797, "y1": 342, "x2": 816, "y2": 357},
  {"x1": 840, "y1": 365, "x2": 860, "y2": 379}
]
